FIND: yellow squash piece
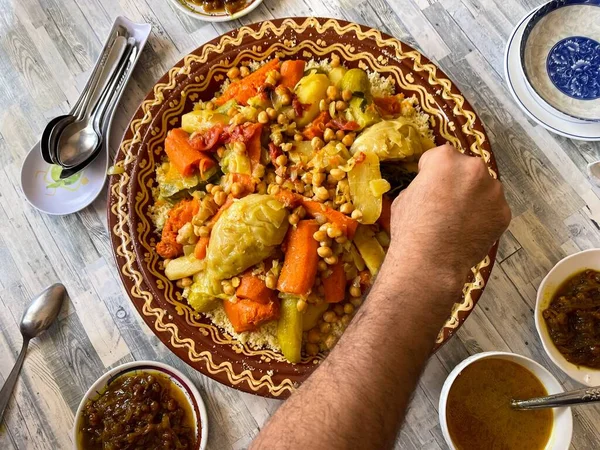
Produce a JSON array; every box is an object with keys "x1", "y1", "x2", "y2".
[
  {"x1": 302, "y1": 302, "x2": 329, "y2": 331},
  {"x1": 181, "y1": 110, "x2": 229, "y2": 134},
  {"x1": 353, "y1": 225, "x2": 386, "y2": 276},
  {"x1": 348, "y1": 151, "x2": 390, "y2": 224},
  {"x1": 165, "y1": 254, "x2": 206, "y2": 280},
  {"x1": 277, "y1": 295, "x2": 303, "y2": 363}
]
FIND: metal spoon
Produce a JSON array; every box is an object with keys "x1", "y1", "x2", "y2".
[
  {"x1": 58, "y1": 41, "x2": 138, "y2": 180},
  {"x1": 0, "y1": 284, "x2": 67, "y2": 423},
  {"x1": 511, "y1": 385, "x2": 600, "y2": 410},
  {"x1": 56, "y1": 36, "x2": 129, "y2": 169},
  {"x1": 39, "y1": 27, "x2": 127, "y2": 165}
]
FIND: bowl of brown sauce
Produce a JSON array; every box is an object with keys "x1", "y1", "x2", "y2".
[
  {"x1": 169, "y1": 0, "x2": 263, "y2": 22},
  {"x1": 536, "y1": 249, "x2": 600, "y2": 386},
  {"x1": 73, "y1": 361, "x2": 208, "y2": 450},
  {"x1": 439, "y1": 352, "x2": 572, "y2": 450}
]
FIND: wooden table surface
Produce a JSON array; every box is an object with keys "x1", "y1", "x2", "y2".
[{"x1": 1, "y1": 0, "x2": 600, "y2": 448}]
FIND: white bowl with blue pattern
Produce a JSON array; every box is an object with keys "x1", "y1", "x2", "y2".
[{"x1": 520, "y1": 0, "x2": 600, "y2": 121}]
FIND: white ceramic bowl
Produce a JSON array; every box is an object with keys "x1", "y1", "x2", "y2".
[
  {"x1": 169, "y1": 0, "x2": 263, "y2": 22},
  {"x1": 73, "y1": 361, "x2": 208, "y2": 450},
  {"x1": 439, "y1": 352, "x2": 573, "y2": 450},
  {"x1": 536, "y1": 249, "x2": 600, "y2": 386}
]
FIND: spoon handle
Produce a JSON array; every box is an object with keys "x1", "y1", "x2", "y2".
[
  {"x1": 511, "y1": 386, "x2": 600, "y2": 410},
  {"x1": 0, "y1": 339, "x2": 30, "y2": 423}
]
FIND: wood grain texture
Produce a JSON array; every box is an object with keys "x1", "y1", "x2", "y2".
[{"x1": 1, "y1": 0, "x2": 599, "y2": 448}]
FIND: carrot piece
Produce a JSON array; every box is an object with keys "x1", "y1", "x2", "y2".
[
  {"x1": 194, "y1": 236, "x2": 210, "y2": 260},
  {"x1": 302, "y1": 111, "x2": 330, "y2": 140},
  {"x1": 379, "y1": 195, "x2": 392, "y2": 235},
  {"x1": 164, "y1": 129, "x2": 213, "y2": 177},
  {"x1": 214, "y1": 59, "x2": 280, "y2": 106},
  {"x1": 207, "y1": 196, "x2": 235, "y2": 227},
  {"x1": 236, "y1": 272, "x2": 276, "y2": 304},
  {"x1": 230, "y1": 173, "x2": 256, "y2": 195},
  {"x1": 223, "y1": 298, "x2": 280, "y2": 333},
  {"x1": 322, "y1": 262, "x2": 346, "y2": 303},
  {"x1": 274, "y1": 189, "x2": 301, "y2": 208},
  {"x1": 279, "y1": 60, "x2": 306, "y2": 89},
  {"x1": 277, "y1": 220, "x2": 320, "y2": 295},
  {"x1": 156, "y1": 199, "x2": 199, "y2": 259},
  {"x1": 301, "y1": 200, "x2": 358, "y2": 239}
]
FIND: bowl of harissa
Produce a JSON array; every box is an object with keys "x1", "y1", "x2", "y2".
[{"x1": 108, "y1": 17, "x2": 499, "y2": 398}]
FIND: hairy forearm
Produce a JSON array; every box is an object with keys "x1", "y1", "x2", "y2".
[{"x1": 251, "y1": 253, "x2": 464, "y2": 450}]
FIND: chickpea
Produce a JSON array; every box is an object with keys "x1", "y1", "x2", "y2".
[
  {"x1": 319, "y1": 99, "x2": 328, "y2": 112},
  {"x1": 253, "y1": 163, "x2": 266, "y2": 178},
  {"x1": 196, "y1": 225, "x2": 210, "y2": 238},
  {"x1": 329, "y1": 168, "x2": 346, "y2": 181},
  {"x1": 315, "y1": 186, "x2": 329, "y2": 201},
  {"x1": 351, "y1": 209, "x2": 363, "y2": 220},
  {"x1": 327, "y1": 225, "x2": 342, "y2": 238},
  {"x1": 227, "y1": 66, "x2": 240, "y2": 79},
  {"x1": 319, "y1": 322, "x2": 331, "y2": 334},
  {"x1": 334, "y1": 304, "x2": 345, "y2": 316},
  {"x1": 294, "y1": 205, "x2": 306, "y2": 219},
  {"x1": 324, "y1": 255, "x2": 339, "y2": 265},
  {"x1": 240, "y1": 66, "x2": 250, "y2": 77},
  {"x1": 340, "y1": 202, "x2": 354, "y2": 214},
  {"x1": 350, "y1": 285, "x2": 362, "y2": 298},
  {"x1": 265, "y1": 273, "x2": 277, "y2": 290},
  {"x1": 180, "y1": 277, "x2": 193, "y2": 288},
  {"x1": 233, "y1": 141, "x2": 246, "y2": 154},
  {"x1": 294, "y1": 133, "x2": 304, "y2": 142},
  {"x1": 342, "y1": 89, "x2": 353, "y2": 102},
  {"x1": 331, "y1": 54, "x2": 341, "y2": 68},
  {"x1": 326, "y1": 85, "x2": 339, "y2": 101},
  {"x1": 222, "y1": 282, "x2": 235, "y2": 296},
  {"x1": 335, "y1": 100, "x2": 347, "y2": 111},
  {"x1": 288, "y1": 213, "x2": 300, "y2": 226},
  {"x1": 342, "y1": 133, "x2": 356, "y2": 147},
  {"x1": 258, "y1": 111, "x2": 269, "y2": 124},
  {"x1": 213, "y1": 190, "x2": 227, "y2": 206},
  {"x1": 266, "y1": 107, "x2": 277, "y2": 120},
  {"x1": 306, "y1": 343, "x2": 320, "y2": 356},
  {"x1": 296, "y1": 299, "x2": 307, "y2": 312},
  {"x1": 231, "y1": 276, "x2": 241, "y2": 288},
  {"x1": 257, "y1": 181, "x2": 267, "y2": 194},
  {"x1": 205, "y1": 101, "x2": 215, "y2": 111},
  {"x1": 205, "y1": 183, "x2": 214, "y2": 193},
  {"x1": 267, "y1": 183, "x2": 280, "y2": 195},
  {"x1": 313, "y1": 230, "x2": 327, "y2": 242},
  {"x1": 311, "y1": 136, "x2": 324, "y2": 151},
  {"x1": 277, "y1": 113, "x2": 288, "y2": 125},
  {"x1": 317, "y1": 260, "x2": 328, "y2": 272},
  {"x1": 176, "y1": 279, "x2": 185, "y2": 289},
  {"x1": 271, "y1": 131, "x2": 283, "y2": 146},
  {"x1": 341, "y1": 315, "x2": 352, "y2": 326},
  {"x1": 275, "y1": 175, "x2": 284, "y2": 185},
  {"x1": 323, "y1": 127, "x2": 335, "y2": 143},
  {"x1": 335, "y1": 129, "x2": 345, "y2": 141},
  {"x1": 275, "y1": 154, "x2": 288, "y2": 166},
  {"x1": 350, "y1": 296, "x2": 363, "y2": 307},
  {"x1": 320, "y1": 237, "x2": 333, "y2": 248},
  {"x1": 313, "y1": 172, "x2": 326, "y2": 187},
  {"x1": 286, "y1": 108, "x2": 296, "y2": 120},
  {"x1": 335, "y1": 235, "x2": 348, "y2": 244},
  {"x1": 281, "y1": 93, "x2": 292, "y2": 105},
  {"x1": 307, "y1": 328, "x2": 321, "y2": 343},
  {"x1": 344, "y1": 303, "x2": 355, "y2": 315},
  {"x1": 301, "y1": 172, "x2": 313, "y2": 184},
  {"x1": 317, "y1": 246, "x2": 333, "y2": 258},
  {"x1": 314, "y1": 213, "x2": 327, "y2": 225},
  {"x1": 323, "y1": 311, "x2": 337, "y2": 323}
]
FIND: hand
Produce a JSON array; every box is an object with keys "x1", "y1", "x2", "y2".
[{"x1": 386, "y1": 145, "x2": 511, "y2": 286}]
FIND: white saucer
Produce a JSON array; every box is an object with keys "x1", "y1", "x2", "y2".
[{"x1": 505, "y1": 8, "x2": 600, "y2": 140}]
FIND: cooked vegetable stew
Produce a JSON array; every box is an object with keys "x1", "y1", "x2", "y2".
[
  {"x1": 78, "y1": 372, "x2": 197, "y2": 449},
  {"x1": 543, "y1": 269, "x2": 600, "y2": 368},
  {"x1": 187, "y1": 0, "x2": 250, "y2": 15},
  {"x1": 150, "y1": 56, "x2": 436, "y2": 363}
]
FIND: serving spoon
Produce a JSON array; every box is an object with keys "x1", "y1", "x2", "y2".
[
  {"x1": 0, "y1": 284, "x2": 67, "y2": 423},
  {"x1": 511, "y1": 385, "x2": 600, "y2": 410}
]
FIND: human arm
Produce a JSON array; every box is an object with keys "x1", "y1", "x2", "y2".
[{"x1": 251, "y1": 145, "x2": 511, "y2": 450}]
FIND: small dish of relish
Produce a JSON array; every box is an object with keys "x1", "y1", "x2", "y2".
[{"x1": 74, "y1": 361, "x2": 208, "y2": 450}]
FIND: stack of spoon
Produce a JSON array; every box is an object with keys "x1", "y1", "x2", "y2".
[{"x1": 40, "y1": 26, "x2": 139, "y2": 179}]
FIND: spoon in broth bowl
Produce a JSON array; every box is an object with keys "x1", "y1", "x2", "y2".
[{"x1": 0, "y1": 284, "x2": 67, "y2": 423}]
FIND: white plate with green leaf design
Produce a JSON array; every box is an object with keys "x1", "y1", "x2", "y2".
[{"x1": 20, "y1": 141, "x2": 108, "y2": 215}]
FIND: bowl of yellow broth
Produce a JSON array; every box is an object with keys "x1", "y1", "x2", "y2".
[{"x1": 439, "y1": 352, "x2": 572, "y2": 450}]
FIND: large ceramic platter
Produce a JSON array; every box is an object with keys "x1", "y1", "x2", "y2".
[{"x1": 108, "y1": 17, "x2": 499, "y2": 398}]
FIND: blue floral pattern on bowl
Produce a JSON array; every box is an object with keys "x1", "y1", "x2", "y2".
[{"x1": 547, "y1": 36, "x2": 600, "y2": 100}]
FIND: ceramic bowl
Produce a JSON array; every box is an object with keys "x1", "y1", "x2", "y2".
[
  {"x1": 536, "y1": 249, "x2": 600, "y2": 386},
  {"x1": 169, "y1": 0, "x2": 263, "y2": 22},
  {"x1": 108, "y1": 17, "x2": 499, "y2": 398},
  {"x1": 439, "y1": 351, "x2": 573, "y2": 450},
  {"x1": 73, "y1": 360, "x2": 208, "y2": 450},
  {"x1": 520, "y1": 0, "x2": 600, "y2": 121}
]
